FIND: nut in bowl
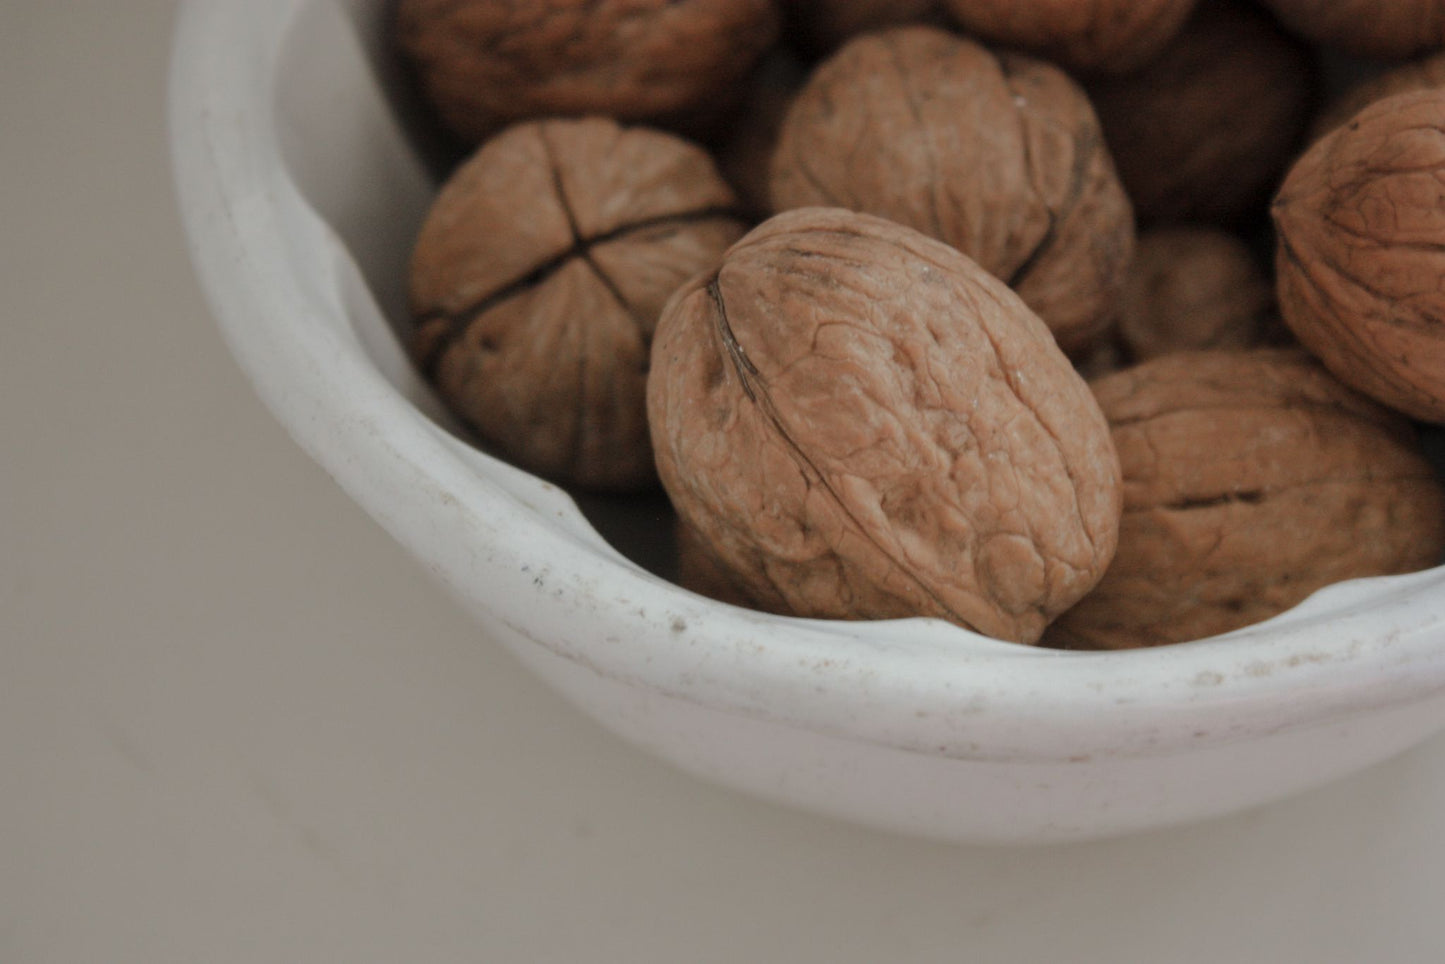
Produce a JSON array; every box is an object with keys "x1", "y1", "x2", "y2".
[{"x1": 172, "y1": 0, "x2": 1445, "y2": 843}]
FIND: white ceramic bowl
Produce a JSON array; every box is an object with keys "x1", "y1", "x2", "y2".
[{"x1": 170, "y1": 0, "x2": 1445, "y2": 843}]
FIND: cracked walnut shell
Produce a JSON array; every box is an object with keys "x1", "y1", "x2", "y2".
[
  {"x1": 396, "y1": 0, "x2": 780, "y2": 144},
  {"x1": 1048, "y1": 350, "x2": 1445, "y2": 650},
  {"x1": 1274, "y1": 89, "x2": 1445, "y2": 424},
  {"x1": 648, "y1": 208, "x2": 1123, "y2": 644},
  {"x1": 769, "y1": 27, "x2": 1134, "y2": 353},
  {"x1": 409, "y1": 117, "x2": 746, "y2": 490}
]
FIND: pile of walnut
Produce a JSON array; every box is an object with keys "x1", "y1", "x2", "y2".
[{"x1": 397, "y1": 0, "x2": 1445, "y2": 649}]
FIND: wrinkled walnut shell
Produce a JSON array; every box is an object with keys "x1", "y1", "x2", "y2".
[
  {"x1": 1274, "y1": 89, "x2": 1445, "y2": 424},
  {"x1": 1257, "y1": 0, "x2": 1445, "y2": 60},
  {"x1": 770, "y1": 27, "x2": 1134, "y2": 353},
  {"x1": 1049, "y1": 349, "x2": 1445, "y2": 650},
  {"x1": 938, "y1": 0, "x2": 1199, "y2": 73},
  {"x1": 1117, "y1": 227, "x2": 1277, "y2": 362},
  {"x1": 396, "y1": 0, "x2": 780, "y2": 144},
  {"x1": 648, "y1": 208, "x2": 1122, "y2": 644},
  {"x1": 410, "y1": 118, "x2": 747, "y2": 490},
  {"x1": 1087, "y1": 0, "x2": 1316, "y2": 225}
]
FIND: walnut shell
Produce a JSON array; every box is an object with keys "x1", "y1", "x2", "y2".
[
  {"x1": 1117, "y1": 227, "x2": 1276, "y2": 362},
  {"x1": 1087, "y1": 0, "x2": 1316, "y2": 226},
  {"x1": 938, "y1": 0, "x2": 1199, "y2": 73},
  {"x1": 410, "y1": 118, "x2": 747, "y2": 490},
  {"x1": 1274, "y1": 89, "x2": 1445, "y2": 424},
  {"x1": 1257, "y1": 0, "x2": 1445, "y2": 60},
  {"x1": 1310, "y1": 50, "x2": 1445, "y2": 144},
  {"x1": 648, "y1": 207, "x2": 1123, "y2": 644},
  {"x1": 396, "y1": 0, "x2": 780, "y2": 144},
  {"x1": 1048, "y1": 349, "x2": 1445, "y2": 650},
  {"x1": 769, "y1": 27, "x2": 1134, "y2": 353}
]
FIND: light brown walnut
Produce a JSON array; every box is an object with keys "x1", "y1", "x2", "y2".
[
  {"x1": 769, "y1": 27, "x2": 1134, "y2": 353},
  {"x1": 1048, "y1": 349, "x2": 1445, "y2": 650},
  {"x1": 648, "y1": 207, "x2": 1123, "y2": 644},
  {"x1": 1257, "y1": 0, "x2": 1445, "y2": 60},
  {"x1": 1117, "y1": 227, "x2": 1276, "y2": 362},
  {"x1": 396, "y1": 0, "x2": 780, "y2": 144},
  {"x1": 1274, "y1": 89, "x2": 1445, "y2": 424},
  {"x1": 1087, "y1": 0, "x2": 1317, "y2": 226},
  {"x1": 409, "y1": 117, "x2": 747, "y2": 490},
  {"x1": 938, "y1": 0, "x2": 1199, "y2": 73}
]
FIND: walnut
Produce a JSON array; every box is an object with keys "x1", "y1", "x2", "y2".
[
  {"x1": 1256, "y1": 0, "x2": 1445, "y2": 60},
  {"x1": 1274, "y1": 89, "x2": 1445, "y2": 424},
  {"x1": 1048, "y1": 349, "x2": 1445, "y2": 650},
  {"x1": 1087, "y1": 0, "x2": 1317, "y2": 226},
  {"x1": 938, "y1": 0, "x2": 1199, "y2": 74},
  {"x1": 779, "y1": 0, "x2": 944, "y2": 55},
  {"x1": 1310, "y1": 50, "x2": 1445, "y2": 143},
  {"x1": 1116, "y1": 227, "x2": 1277, "y2": 362},
  {"x1": 769, "y1": 27, "x2": 1134, "y2": 353},
  {"x1": 409, "y1": 117, "x2": 747, "y2": 490},
  {"x1": 647, "y1": 207, "x2": 1123, "y2": 645},
  {"x1": 395, "y1": 0, "x2": 780, "y2": 145}
]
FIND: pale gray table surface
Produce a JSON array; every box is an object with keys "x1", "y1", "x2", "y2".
[{"x1": 5, "y1": 2, "x2": 1445, "y2": 961}]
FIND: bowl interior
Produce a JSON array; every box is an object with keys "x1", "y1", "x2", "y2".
[{"x1": 249, "y1": 0, "x2": 1445, "y2": 693}]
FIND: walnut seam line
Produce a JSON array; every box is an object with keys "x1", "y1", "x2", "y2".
[{"x1": 413, "y1": 205, "x2": 745, "y2": 379}]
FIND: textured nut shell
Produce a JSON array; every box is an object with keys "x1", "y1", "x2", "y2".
[
  {"x1": 1258, "y1": 0, "x2": 1445, "y2": 59},
  {"x1": 648, "y1": 208, "x2": 1122, "y2": 644},
  {"x1": 780, "y1": 0, "x2": 942, "y2": 54},
  {"x1": 1087, "y1": 0, "x2": 1316, "y2": 225},
  {"x1": 1311, "y1": 51, "x2": 1445, "y2": 144},
  {"x1": 1117, "y1": 228, "x2": 1275, "y2": 361},
  {"x1": 1049, "y1": 350, "x2": 1445, "y2": 650},
  {"x1": 1274, "y1": 89, "x2": 1445, "y2": 424},
  {"x1": 396, "y1": 0, "x2": 780, "y2": 144},
  {"x1": 769, "y1": 27, "x2": 1134, "y2": 353},
  {"x1": 939, "y1": 0, "x2": 1198, "y2": 73},
  {"x1": 410, "y1": 118, "x2": 745, "y2": 490}
]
